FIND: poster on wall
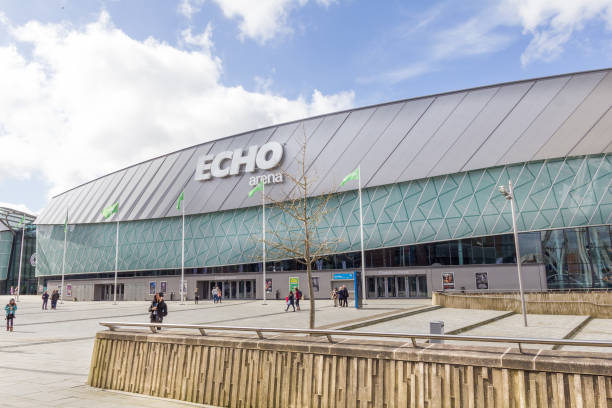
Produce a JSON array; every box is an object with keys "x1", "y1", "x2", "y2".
[
  {"x1": 442, "y1": 272, "x2": 455, "y2": 290},
  {"x1": 475, "y1": 272, "x2": 489, "y2": 290},
  {"x1": 160, "y1": 281, "x2": 167, "y2": 293},
  {"x1": 311, "y1": 277, "x2": 320, "y2": 292},
  {"x1": 289, "y1": 277, "x2": 299, "y2": 292},
  {"x1": 149, "y1": 281, "x2": 156, "y2": 295},
  {"x1": 183, "y1": 280, "x2": 188, "y2": 294},
  {"x1": 265, "y1": 278, "x2": 272, "y2": 294},
  {"x1": 66, "y1": 284, "x2": 72, "y2": 297}
]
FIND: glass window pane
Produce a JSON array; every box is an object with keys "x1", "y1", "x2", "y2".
[
  {"x1": 432, "y1": 242, "x2": 450, "y2": 265},
  {"x1": 519, "y1": 231, "x2": 542, "y2": 263},
  {"x1": 588, "y1": 226, "x2": 612, "y2": 288},
  {"x1": 471, "y1": 238, "x2": 484, "y2": 264},
  {"x1": 460, "y1": 239, "x2": 472, "y2": 265},
  {"x1": 542, "y1": 230, "x2": 567, "y2": 289}
]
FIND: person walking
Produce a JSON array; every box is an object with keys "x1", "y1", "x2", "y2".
[
  {"x1": 285, "y1": 291, "x2": 295, "y2": 312},
  {"x1": 51, "y1": 290, "x2": 60, "y2": 310},
  {"x1": 294, "y1": 287, "x2": 302, "y2": 311},
  {"x1": 194, "y1": 287, "x2": 199, "y2": 304},
  {"x1": 331, "y1": 288, "x2": 338, "y2": 307},
  {"x1": 149, "y1": 292, "x2": 168, "y2": 330},
  {"x1": 217, "y1": 287, "x2": 222, "y2": 303},
  {"x1": 5, "y1": 298, "x2": 17, "y2": 332},
  {"x1": 42, "y1": 291, "x2": 49, "y2": 310},
  {"x1": 337, "y1": 286, "x2": 345, "y2": 307},
  {"x1": 212, "y1": 286, "x2": 218, "y2": 303}
]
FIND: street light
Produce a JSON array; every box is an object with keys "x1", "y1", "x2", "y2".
[{"x1": 499, "y1": 180, "x2": 528, "y2": 327}]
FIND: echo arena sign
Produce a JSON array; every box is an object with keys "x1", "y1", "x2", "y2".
[{"x1": 195, "y1": 142, "x2": 284, "y2": 185}]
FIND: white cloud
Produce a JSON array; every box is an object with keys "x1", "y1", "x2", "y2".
[
  {"x1": 178, "y1": 0, "x2": 206, "y2": 19},
  {"x1": 376, "y1": 0, "x2": 612, "y2": 83},
  {"x1": 178, "y1": 0, "x2": 337, "y2": 44},
  {"x1": 507, "y1": 0, "x2": 612, "y2": 65},
  {"x1": 357, "y1": 62, "x2": 431, "y2": 85},
  {"x1": 0, "y1": 202, "x2": 38, "y2": 215},
  {"x1": 211, "y1": 0, "x2": 306, "y2": 43},
  {"x1": 180, "y1": 23, "x2": 214, "y2": 52},
  {"x1": 0, "y1": 12, "x2": 354, "y2": 198}
]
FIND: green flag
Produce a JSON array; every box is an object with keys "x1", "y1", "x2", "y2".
[
  {"x1": 64, "y1": 212, "x2": 68, "y2": 232},
  {"x1": 17, "y1": 215, "x2": 25, "y2": 227},
  {"x1": 177, "y1": 191, "x2": 184, "y2": 210},
  {"x1": 102, "y1": 202, "x2": 119, "y2": 219},
  {"x1": 340, "y1": 167, "x2": 359, "y2": 186},
  {"x1": 248, "y1": 180, "x2": 264, "y2": 197}
]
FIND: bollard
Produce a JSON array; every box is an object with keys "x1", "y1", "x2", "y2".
[{"x1": 430, "y1": 320, "x2": 444, "y2": 344}]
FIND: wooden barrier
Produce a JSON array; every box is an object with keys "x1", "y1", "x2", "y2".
[
  {"x1": 432, "y1": 291, "x2": 612, "y2": 317},
  {"x1": 88, "y1": 330, "x2": 612, "y2": 407}
]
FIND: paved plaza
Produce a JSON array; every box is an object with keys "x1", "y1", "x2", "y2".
[{"x1": 1, "y1": 295, "x2": 611, "y2": 407}]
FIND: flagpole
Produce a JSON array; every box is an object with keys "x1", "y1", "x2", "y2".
[
  {"x1": 113, "y1": 218, "x2": 119, "y2": 305},
  {"x1": 16, "y1": 223, "x2": 25, "y2": 302},
  {"x1": 181, "y1": 203, "x2": 185, "y2": 305},
  {"x1": 262, "y1": 182, "x2": 267, "y2": 305},
  {"x1": 358, "y1": 165, "x2": 367, "y2": 305},
  {"x1": 60, "y1": 208, "x2": 67, "y2": 304}
]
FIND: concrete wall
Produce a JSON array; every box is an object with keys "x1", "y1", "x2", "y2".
[
  {"x1": 45, "y1": 263, "x2": 546, "y2": 301},
  {"x1": 433, "y1": 291, "x2": 612, "y2": 318},
  {"x1": 88, "y1": 330, "x2": 612, "y2": 407}
]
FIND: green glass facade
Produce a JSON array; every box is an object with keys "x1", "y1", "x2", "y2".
[
  {"x1": 0, "y1": 226, "x2": 37, "y2": 294},
  {"x1": 0, "y1": 231, "x2": 12, "y2": 281},
  {"x1": 36, "y1": 154, "x2": 612, "y2": 285}
]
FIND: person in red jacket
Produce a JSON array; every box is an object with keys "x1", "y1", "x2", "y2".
[{"x1": 294, "y1": 287, "x2": 302, "y2": 311}]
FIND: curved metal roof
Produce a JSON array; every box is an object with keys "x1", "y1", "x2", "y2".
[{"x1": 36, "y1": 68, "x2": 612, "y2": 225}]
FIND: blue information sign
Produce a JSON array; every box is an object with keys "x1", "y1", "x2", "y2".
[{"x1": 332, "y1": 272, "x2": 355, "y2": 280}]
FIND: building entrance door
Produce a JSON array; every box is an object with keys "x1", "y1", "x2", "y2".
[
  {"x1": 200, "y1": 279, "x2": 256, "y2": 300},
  {"x1": 367, "y1": 275, "x2": 428, "y2": 298},
  {"x1": 94, "y1": 284, "x2": 124, "y2": 301},
  {"x1": 407, "y1": 275, "x2": 427, "y2": 297}
]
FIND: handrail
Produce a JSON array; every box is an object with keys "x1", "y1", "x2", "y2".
[{"x1": 99, "y1": 321, "x2": 612, "y2": 352}]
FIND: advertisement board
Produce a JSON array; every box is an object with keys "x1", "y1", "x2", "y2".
[
  {"x1": 265, "y1": 278, "x2": 272, "y2": 294},
  {"x1": 442, "y1": 272, "x2": 455, "y2": 290},
  {"x1": 475, "y1": 272, "x2": 489, "y2": 289},
  {"x1": 289, "y1": 277, "x2": 299, "y2": 292}
]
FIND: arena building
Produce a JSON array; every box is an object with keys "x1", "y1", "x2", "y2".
[{"x1": 34, "y1": 69, "x2": 612, "y2": 301}]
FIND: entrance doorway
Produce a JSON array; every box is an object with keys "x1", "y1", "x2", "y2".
[
  {"x1": 367, "y1": 275, "x2": 428, "y2": 298},
  {"x1": 198, "y1": 279, "x2": 256, "y2": 300},
  {"x1": 94, "y1": 284, "x2": 124, "y2": 301}
]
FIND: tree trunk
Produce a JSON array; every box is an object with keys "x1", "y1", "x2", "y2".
[{"x1": 306, "y1": 261, "x2": 315, "y2": 329}]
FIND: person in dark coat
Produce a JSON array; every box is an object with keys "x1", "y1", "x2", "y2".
[
  {"x1": 342, "y1": 286, "x2": 350, "y2": 307},
  {"x1": 51, "y1": 290, "x2": 60, "y2": 310},
  {"x1": 285, "y1": 291, "x2": 295, "y2": 312},
  {"x1": 42, "y1": 291, "x2": 49, "y2": 310},
  {"x1": 149, "y1": 292, "x2": 168, "y2": 330},
  {"x1": 337, "y1": 285, "x2": 345, "y2": 307}
]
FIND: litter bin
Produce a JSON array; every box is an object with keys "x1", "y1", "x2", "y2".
[{"x1": 430, "y1": 320, "x2": 444, "y2": 344}]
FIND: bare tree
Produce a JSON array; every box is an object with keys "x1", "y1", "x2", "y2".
[{"x1": 261, "y1": 129, "x2": 340, "y2": 329}]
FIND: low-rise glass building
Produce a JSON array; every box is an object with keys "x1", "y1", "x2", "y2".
[
  {"x1": 0, "y1": 208, "x2": 37, "y2": 295},
  {"x1": 35, "y1": 69, "x2": 612, "y2": 300}
]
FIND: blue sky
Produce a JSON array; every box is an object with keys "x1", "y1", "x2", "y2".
[{"x1": 1, "y1": 0, "x2": 612, "y2": 214}]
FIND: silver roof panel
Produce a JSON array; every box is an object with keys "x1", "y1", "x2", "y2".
[{"x1": 36, "y1": 69, "x2": 612, "y2": 225}]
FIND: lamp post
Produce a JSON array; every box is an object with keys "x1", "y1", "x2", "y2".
[{"x1": 498, "y1": 180, "x2": 528, "y2": 327}]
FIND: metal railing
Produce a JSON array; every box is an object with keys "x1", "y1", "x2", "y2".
[{"x1": 99, "y1": 322, "x2": 612, "y2": 353}]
